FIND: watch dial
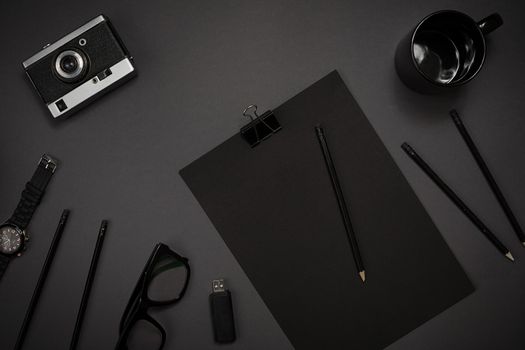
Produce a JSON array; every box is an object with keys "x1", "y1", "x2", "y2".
[{"x1": 0, "y1": 225, "x2": 23, "y2": 255}]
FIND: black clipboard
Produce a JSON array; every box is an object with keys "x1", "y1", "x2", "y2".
[{"x1": 180, "y1": 71, "x2": 474, "y2": 349}]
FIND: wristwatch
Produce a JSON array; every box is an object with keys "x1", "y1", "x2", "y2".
[{"x1": 0, "y1": 154, "x2": 58, "y2": 281}]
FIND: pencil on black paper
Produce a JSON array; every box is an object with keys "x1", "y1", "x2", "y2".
[{"x1": 315, "y1": 125, "x2": 366, "y2": 282}]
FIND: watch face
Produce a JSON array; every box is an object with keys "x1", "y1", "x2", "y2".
[{"x1": 0, "y1": 225, "x2": 23, "y2": 255}]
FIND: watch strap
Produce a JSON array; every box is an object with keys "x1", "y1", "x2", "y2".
[
  {"x1": 0, "y1": 254, "x2": 10, "y2": 281},
  {"x1": 9, "y1": 155, "x2": 57, "y2": 230}
]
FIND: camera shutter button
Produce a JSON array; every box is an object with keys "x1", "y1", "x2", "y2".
[{"x1": 42, "y1": 43, "x2": 51, "y2": 49}]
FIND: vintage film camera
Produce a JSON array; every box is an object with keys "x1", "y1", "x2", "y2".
[{"x1": 23, "y1": 15, "x2": 136, "y2": 118}]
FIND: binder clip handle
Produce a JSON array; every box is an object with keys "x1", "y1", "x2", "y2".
[
  {"x1": 243, "y1": 104, "x2": 259, "y2": 121},
  {"x1": 240, "y1": 104, "x2": 282, "y2": 148}
]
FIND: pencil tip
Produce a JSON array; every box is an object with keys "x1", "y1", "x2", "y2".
[
  {"x1": 505, "y1": 252, "x2": 515, "y2": 262},
  {"x1": 359, "y1": 271, "x2": 366, "y2": 282}
]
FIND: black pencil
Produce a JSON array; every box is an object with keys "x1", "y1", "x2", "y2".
[
  {"x1": 450, "y1": 109, "x2": 525, "y2": 246},
  {"x1": 14, "y1": 209, "x2": 70, "y2": 350},
  {"x1": 70, "y1": 220, "x2": 108, "y2": 350},
  {"x1": 401, "y1": 142, "x2": 514, "y2": 261},
  {"x1": 315, "y1": 125, "x2": 366, "y2": 282}
]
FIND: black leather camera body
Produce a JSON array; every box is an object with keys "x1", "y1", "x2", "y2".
[{"x1": 22, "y1": 15, "x2": 136, "y2": 118}]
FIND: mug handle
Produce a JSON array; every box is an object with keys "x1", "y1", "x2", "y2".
[{"x1": 478, "y1": 13, "x2": 503, "y2": 35}]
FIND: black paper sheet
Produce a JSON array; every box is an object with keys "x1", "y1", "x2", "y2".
[{"x1": 180, "y1": 71, "x2": 474, "y2": 349}]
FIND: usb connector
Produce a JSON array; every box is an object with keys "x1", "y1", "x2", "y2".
[{"x1": 212, "y1": 279, "x2": 226, "y2": 293}]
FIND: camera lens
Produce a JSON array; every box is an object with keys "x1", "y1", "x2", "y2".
[
  {"x1": 60, "y1": 55, "x2": 78, "y2": 73},
  {"x1": 54, "y1": 49, "x2": 87, "y2": 82}
]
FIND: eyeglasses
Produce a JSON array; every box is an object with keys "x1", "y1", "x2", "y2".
[{"x1": 115, "y1": 243, "x2": 190, "y2": 350}]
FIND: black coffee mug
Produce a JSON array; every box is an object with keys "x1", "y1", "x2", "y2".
[{"x1": 395, "y1": 10, "x2": 503, "y2": 94}]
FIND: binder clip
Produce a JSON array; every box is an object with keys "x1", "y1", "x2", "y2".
[{"x1": 240, "y1": 105, "x2": 282, "y2": 147}]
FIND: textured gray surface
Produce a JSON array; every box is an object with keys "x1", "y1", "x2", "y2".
[{"x1": 0, "y1": 1, "x2": 524, "y2": 349}]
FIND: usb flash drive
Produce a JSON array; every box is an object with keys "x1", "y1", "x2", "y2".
[{"x1": 210, "y1": 279, "x2": 236, "y2": 343}]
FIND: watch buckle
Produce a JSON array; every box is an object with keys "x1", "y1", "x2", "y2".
[{"x1": 40, "y1": 154, "x2": 58, "y2": 173}]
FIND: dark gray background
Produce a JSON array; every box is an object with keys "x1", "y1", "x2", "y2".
[{"x1": 0, "y1": 0, "x2": 523, "y2": 349}]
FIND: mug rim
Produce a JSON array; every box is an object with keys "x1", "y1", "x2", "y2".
[{"x1": 409, "y1": 9, "x2": 487, "y2": 88}]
